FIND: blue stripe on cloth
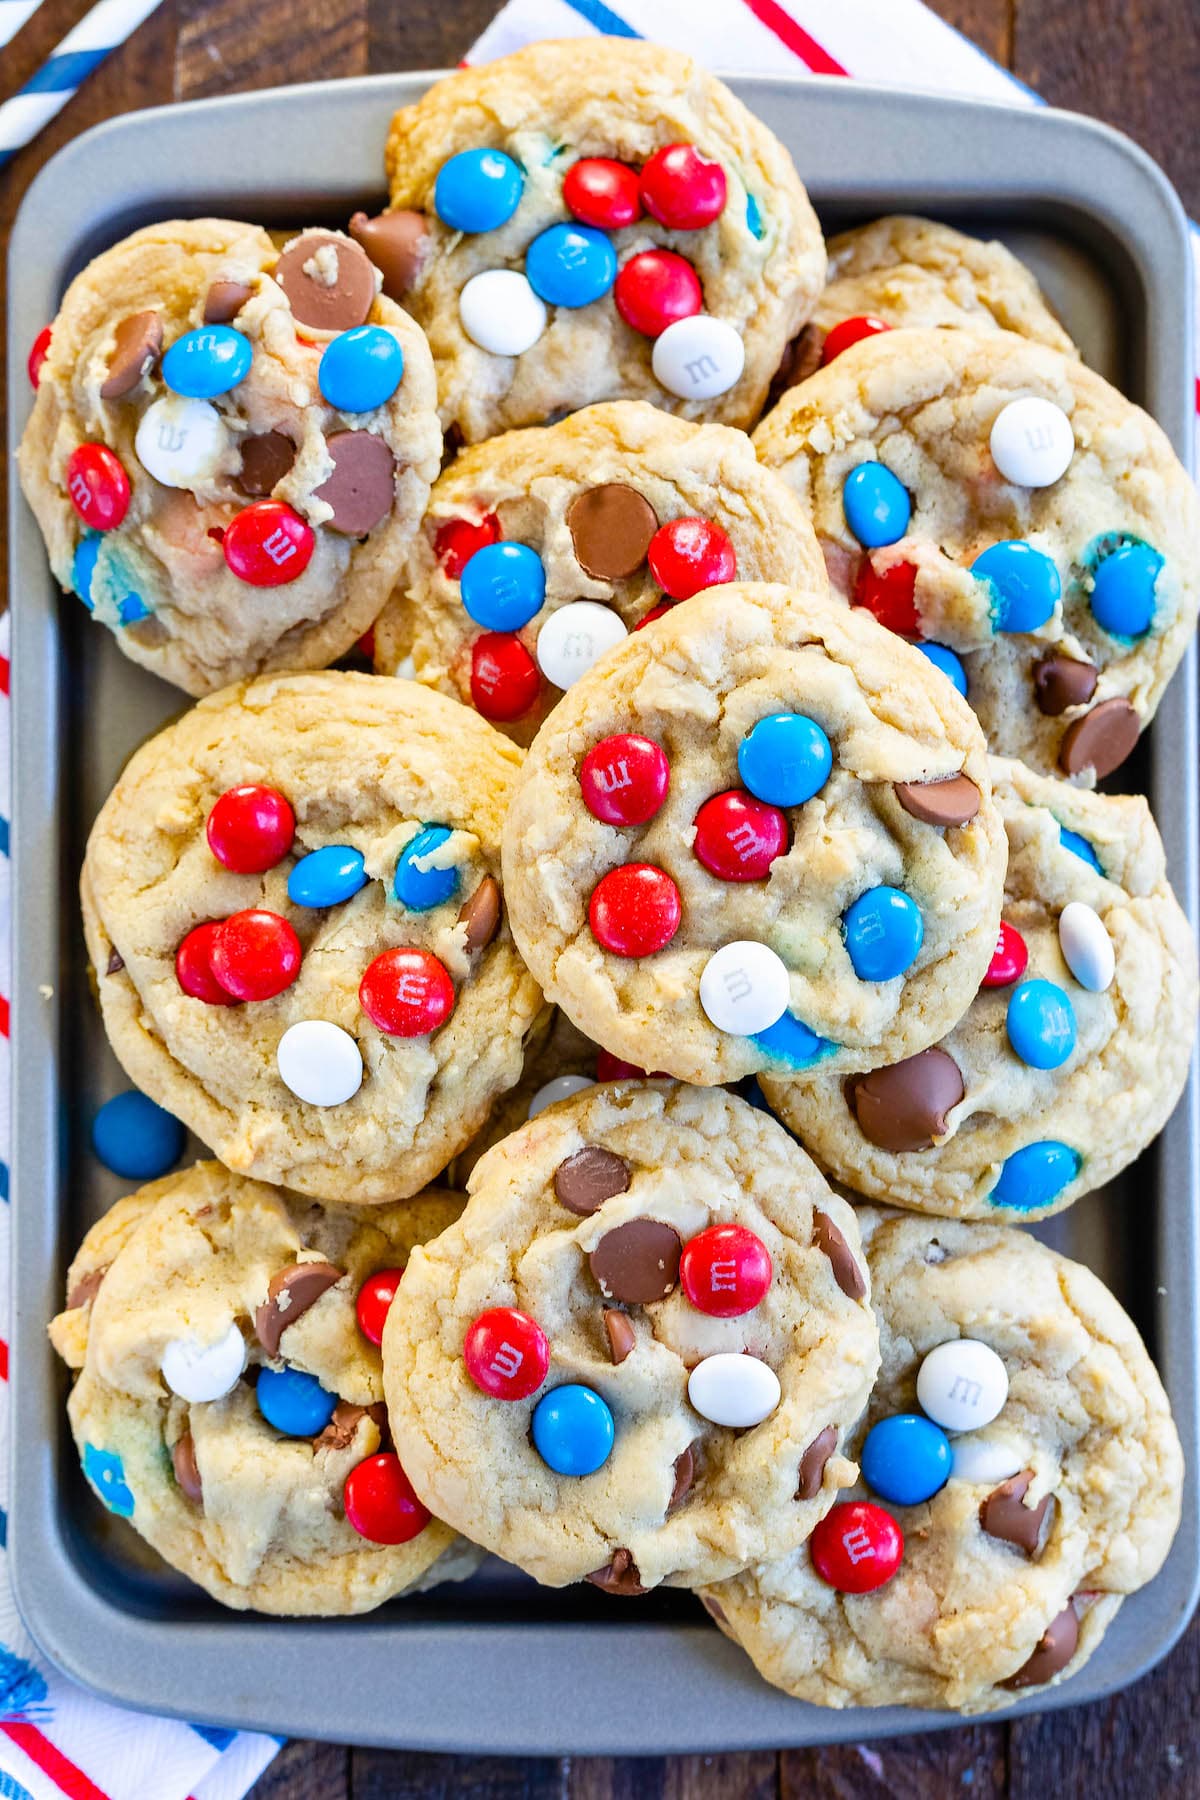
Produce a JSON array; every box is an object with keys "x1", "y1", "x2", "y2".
[
  {"x1": 561, "y1": 0, "x2": 641, "y2": 36},
  {"x1": 0, "y1": 1772, "x2": 36, "y2": 1800},
  {"x1": 0, "y1": 1509, "x2": 7, "y2": 1550},
  {"x1": 0, "y1": 1165, "x2": 9, "y2": 1203},
  {"x1": 191, "y1": 1723, "x2": 237, "y2": 1751},
  {"x1": 20, "y1": 47, "x2": 109, "y2": 93},
  {"x1": 0, "y1": 816, "x2": 9, "y2": 858}
]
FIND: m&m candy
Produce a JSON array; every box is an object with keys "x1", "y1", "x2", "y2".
[
  {"x1": 525, "y1": 223, "x2": 616, "y2": 308},
  {"x1": 843, "y1": 886, "x2": 924, "y2": 983},
  {"x1": 135, "y1": 395, "x2": 228, "y2": 489},
  {"x1": 982, "y1": 920, "x2": 1028, "y2": 989},
  {"x1": 276, "y1": 1020, "x2": 364, "y2": 1106},
  {"x1": 1059, "y1": 825, "x2": 1103, "y2": 873},
  {"x1": 532, "y1": 1384, "x2": 615, "y2": 1475},
  {"x1": 176, "y1": 922, "x2": 239, "y2": 1006},
  {"x1": 752, "y1": 1010, "x2": 831, "y2": 1067},
  {"x1": 66, "y1": 444, "x2": 130, "y2": 532},
  {"x1": 693, "y1": 790, "x2": 786, "y2": 881},
  {"x1": 699, "y1": 941, "x2": 790, "y2": 1036},
  {"x1": 613, "y1": 249, "x2": 701, "y2": 338},
  {"x1": 916, "y1": 1338, "x2": 1008, "y2": 1431},
  {"x1": 861, "y1": 1413, "x2": 952, "y2": 1506},
  {"x1": 344, "y1": 1454, "x2": 430, "y2": 1544},
  {"x1": 356, "y1": 1269, "x2": 406, "y2": 1346},
  {"x1": 652, "y1": 316, "x2": 745, "y2": 401},
  {"x1": 1089, "y1": 540, "x2": 1161, "y2": 639},
  {"x1": 459, "y1": 270, "x2": 547, "y2": 355},
  {"x1": 223, "y1": 501, "x2": 314, "y2": 586},
  {"x1": 563, "y1": 157, "x2": 642, "y2": 229},
  {"x1": 162, "y1": 326, "x2": 252, "y2": 399},
  {"x1": 843, "y1": 462, "x2": 911, "y2": 548},
  {"x1": 394, "y1": 825, "x2": 459, "y2": 910},
  {"x1": 434, "y1": 148, "x2": 524, "y2": 233},
  {"x1": 589, "y1": 864, "x2": 681, "y2": 957},
  {"x1": 209, "y1": 909, "x2": 302, "y2": 1002},
  {"x1": 288, "y1": 845, "x2": 367, "y2": 908},
  {"x1": 646, "y1": 517, "x2": 736, "y2": 598},
  {"x1": 679, "y1": 1224, "x2": 772, "y2": 1317},
  {"x1": 256, "y1": 1364, "x2": 339, "y2": 1436},
  {"x1": 92, "y1": 1089, "x2": 185, "y2": 1179},
  {"x1": 536, "y1": 601, "x2": 627, "y2": 688},
  {"x1": 639, "y1": 143, "x2": 727, "y2": 230},
  {"x1": 464, "y1": 1307, "x2": 550, "y2": 1400},
  {"x1": 989, "y1": 397, "x2": 1074, "y2": 487},
  {"x1": 737, "y1": 713, "x2": 832, "y2": 808},
  {"x1": 28, "y1": 323, "x2": 52, "y2": 387},
  {"x1": 580, "y1": 734, "x2": 670, "y2": 826},
  {"x1": 470, "y1": 633, "x2": 542, "y2": 721},
  {"x1": 435, "y1": 512, "x2": 500, "y2": 577},
  {"x1": 1006, "y1": 978, "x2": 1076, "y2": 1070},
  {"x1": 460, "y1": 541, "x2": 545, "y2": 632},
  {"x1": 318, "y1": 326, "x2": 404, "y2": 412},
  {"x1": 951, "y1": 1436, "x2": 1025, "y2": 1486},
  {"x1": 687, "y1": 1351, "x2": 780, "y2": 1426},
  {"x1": 207, "y1": 784, "x2": 295, "y2": 873},
  {"x1": 161, "y1": 1323, "x2": 246, "y2": 1403},
  {"x1": 991, "y1": 1140, "x2": 1082, "y2": 1211},
  {"x1": 917, "y1": 642, "x2": 968, "y2": 696},
  {"x1": 810, "y1": 1501, "x2": 903, "y2": 1593},
  {"x1": 1057, "y1": 901, "x2": 1114, "y2": 992},
  {"x1": 821, "y1": 315, "x2": 891, "y2": 365},
  {"x1": 359, "y1": 947, "x2": 455, "y2": 1036},
  {"x1": 852, "y1": 558, "x2": 920, "y2": 638},
  {"x1": 972, "y1": 540, "x2": 1060, "y2": 633}
]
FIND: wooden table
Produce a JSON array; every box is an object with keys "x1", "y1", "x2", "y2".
[{"x1": 3, "y1": 2, "x2": 1198, "y2": 1794}]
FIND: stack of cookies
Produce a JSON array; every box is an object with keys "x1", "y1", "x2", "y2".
[{"x1": 22, "y1": 39, "x2": 1198, "y2": 1715}]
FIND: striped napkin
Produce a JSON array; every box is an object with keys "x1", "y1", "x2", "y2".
[{"x1": 2, "y1": 2, "x2": 1194, "y2": 1793}]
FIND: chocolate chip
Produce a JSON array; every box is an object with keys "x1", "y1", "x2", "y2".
[
  {"x1": 254, "y1": 1260, "x2": 343, "y2": 1357},
  {"x1": 1058, "y1": 698, "x2": 1140, "y2": 779},
  {"x1": 566, "y1": 484, "x2": 659, "y2": 580},
  {"x1": 204, "y1": 280, "x2": 254, "y2": 324},
  {"x1": 668, "y1": 1445, "x2": 695, "y2": 1512},
  {"x1": 172, "y1": 1432, "x2": 203, "y2": 1505},
  {"x1": 458, "y1": 876, "x2": 501, "y2": 954},
  {"x1": 348, "y1": 210, "x2": 431, "y2": 302},
  {"x1": 67, "y1": 1265, "x2": 109, "y2": 1310},
  {"x1": 702, "y1": 1595, "x2": 729, "y2": 1626},
  {"x1": 768, "y1": 323, "x2": 824, "y2": 404},
  {"x1": 589, "y1": 1219, "x2": 681, "y2": 1304},
  {"x1": 981, "y1": 1471, "x2": 1053, "y2": 1555},
  {"x1": 314, "y1": 430, "x2": 395, "y2": 535},
  {"x1": 106, "y1": 949, "x2": 125, "y2": 975},
  {"x1": 1001, "y1": 1601, "x2": 1079, "y2": 1690},
  {"x1": 603, "y1": 1308, "x2": 636, "y2": 1365},
  {"x1": 100, "y1": 311, "x2": 163, "y2": 400},
  {"x1": 894, "y1": 774, "x2": 981, "y2": 828},
  {"x1": 796, "y1": 1425, "x2": 838, "y2": 1500},
  {"x1": 845, "y1": 1048, "x2": 965, "y2": 1153},
  {"x1": 812, "y1": 1212, "x2": 866, "y2": 1301},
  {"x1": 586, "y1": 1547, "x2": 646, "y2": 1596},
  {"x1": 555, "y1": 1147, "x2": 631, "y2": 1216},
  {"x1": 274, "y1": 232, "x2": 377, "y2": 333},
  {"x1": 238, "y1": 431, "x2": 296, "y2": 497},
  {"x1": 1033, "y1": 654, "x2": 1097, "y2": 716},
  {"x1": 315, "y1": 1399, "x2": 388, "y2": 1451}
]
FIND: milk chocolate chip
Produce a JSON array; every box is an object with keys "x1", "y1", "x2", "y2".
[
  {"x1": 589, "y1": 1219, "x2": 681, "y2": 1303},
  {"x1": 1058, "y1": 698, "x2": 1140, "y2": 779},
  {"x1": 67, "y1": 1265, "x2": 109, "y2": 1310},
  {"x1": 586, "y1": 1547, "x2": 646, "y2": 1595},
  {"x1": 603, "y1": 1308, "x2": 636, "y2": 1365},
  {"x1": 274, "y1": 232, "x2": 376, "y2": 332},
  {"x1": 812, "y1": 1213, "x2": 866, "y2": 1301},
  {"x1": 314, "y1": 430, "x2": 395, "y2": 535},
  {"x1": 106, "y1": 949, "x2": 125, "y2": 975},
  {"x1": 668, "y1": 1444, "x2": 695, "y2": 1512},
  {"x1": 172, "y1": 1432, "x2": 203, "y2": 1505},
  {"x1": 204, "y1": 280, "x2": 254, "y2": 324},
  {"x1": 1002, "y1": 1601, "x2": 1079, "y2": 1689},
  {"x1": 1033, "y1": 654, "x2": 1097, "y2": 716},
  {"x1": 702, "y1": 1595, "x2": 729, "y2": 1626},
  {"x1": 238, "y1": 430, "x2": 296, "y2": 497},
  {"x1": 846, "y1": 1048, "x2": 965, "y2": 1153},
  {"x1": 981, "y1": 1470, "x2": 1053, "y2": 1555},
  {"x1": 254, "y1": 1260, "x2": 343, "y2": 1357},
  {"x1": 458, "y1": 876, "x2": 501, "y2": 954},
  {"x1": 894, "y1": 774, "x2": 981, "y2": 828},
  {"x1": 349, "y1": 210, "x2": 431, "y2": 301},
  {"x1": 566, "y1": 484, "x2": 658, "y2": 580},
  {"x1": 796, "y1": 1425, "x2": 838, "y2": 1500},
  {"x1": 555, "y1": 1147, "x2": 631, "y2": 1216},
  {"x1": 316, "y1": 1399, "x2": 388, "y2": 1452},
  {"x1": 100, "y1": 311, "x2": 163, "y2": 400}
]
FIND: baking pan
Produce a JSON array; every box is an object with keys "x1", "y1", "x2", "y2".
[{"x1": 7, "y1": 71, "x2": 1198, "y2": 1754}]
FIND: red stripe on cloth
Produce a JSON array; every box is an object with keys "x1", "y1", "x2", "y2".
[
  {"x1": 1195, "y1": 376, "x2": 1199, "y2": 413},
  {"x1": 0, "y1": 996, "x2": 9, "y2": 1039},
  {"x1": 740, "y1": 0, "x2": 849, "y2": 73},
  {"x1": 0, "y1": 1339, "x2": 9, "y2": 1381},
  {"x1": 1, "y1": 1722, "x2": 114, "y2": 1800},
  {"x1": 0, "y1": 656, "x2": 9, "y2": 696}
]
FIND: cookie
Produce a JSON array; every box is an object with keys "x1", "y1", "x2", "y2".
[
  {"x1": 383, "y1": 1083, "x2": 880, "y2": 1591},
  {"x1": 772, "y1": 215, "x2": 1075, "y2": 392},
  {"x1": 754, "y1": 327, "x2": 1200, "y2": 778},
  {"x1": 19, "y1": 218, "x2": 441, "y2": 695},
  {"x1": 701, "y1": 1209, "x2": 1183, "y2": 1712},
  {"x1": 81, "y1": 671, "x2": 545, "y2": 1203},
  {"x1": 49, "y1": 1161, "x2": 480, "y2": 1614},
  {"x1": 501, "y1": 581, "x2": 1006, "y2": 1086},
  {"x1": 764, "y1": 756, "x2": 1198, "y2": 1219},
  {"x1": 373, "y1": 40, "x2": 825, "y2": 442},
  {"x1": 373, "y1": 401, "x2": 825, "y2": 744}
]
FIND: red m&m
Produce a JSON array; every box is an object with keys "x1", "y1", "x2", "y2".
[
  {"x1": 66, "y1": 444, "x2": 130, "y2": 532},
  {"x1": 176, "y1": 921, "x2": 239, "y2": 1006},
  {"x1": 614, "y1": 250, "x2": 702, "y2": 339},
  {"x1": 28, "y1": 324, "x2": 52, "y2": 388},
  {"x1": 564, "y1": 158, "x2": 643, "y2": 230},
  {"x1": 647, "y1": 518, "x2": 736, "y2": 600},
  {"x1": 821, "y1": 315, "x2": 893, "y2": 366},
  {"x1": 580, "y1": 734, "x2": 670, "y2": 826},
  {"x1": 982, "y1": 920, "x2": 1029, "y2": 989},
  {"x1": 640, "y1": 144, "x2": 727, "y2": 230},
  {"x1": 464, "y1": 1306, "x2": 550, "y2": 1400},
  {"x1": 589, "y1": 864, "x2": 681, "y2": 958},
  {"x1": 810, "y1": 1501, "x2": 904, "y2": 1593},
  {"x1": 343, "y1": 1453, "x2": 430, "y2": 1544},
  {"x1": 470, "y1": 632, "x2": 541, "y2": 721},
  {"x1": 436, "y1": 512, "x2": 500, "y2": 578},
  {"x1": 680, "y1": 1224, "x2": 772, "y2": 1317},
  {"x1": 359, "y1": 947, "x2": 455, "y2": 1036},
  {"x1": 852, "y1": 558, "x2": 921, "y2": 638},
  {"x1": 209, "y1": 909, "x2": 301, "y2": 1001},
  {"x1": 356, "y1": 1268, "x2": 405, "y2": 1346},
  {"x1": 223, "y1": 500, "x2": 314, "y2": 587},
  {"x1": 693, "y1": 790, "x2": 786, "y2": 882},
  {"x1": 206, "y1": 784, "x2": 295, "y2": 873}
]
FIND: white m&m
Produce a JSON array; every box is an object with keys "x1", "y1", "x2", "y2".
[
  {"x1": 950, "y1": 1435, "x2": 1026, "y2": 1486},
  {"x1": 652, "y1": 315, "x2": 745, "y2": 401},
  {"x1": 459, "y1": 270, "x2": 547, "y2": 357},
  {"x1": 989, "y1": 397, "x2": 1074, "y2": 488},
  {"x1": 161, "y1": 1322, "x2": 246, "y2": 1403},
  {"x1": 916, "y1": 1339, "x2": 1008, "y2": 1432},
  {"x1": 699, "y1": 941, "x2": 790, "y2": 1036},
  {"x1": 135, "y1": 395, "x2": 230, "y2": 488},
  {"x1": 276, "y1": 1020, "x2": 363, "y2": 1106},
  {"x1": 1058, "y1": 901, "x2": 1114, "y2": 993},
  {"x1": 527, "y1": 1074, "x2": 595, "y2": 1120},
  {"x1": 536, "y1": 602, "x2": 627, "y2": 689},
  {"x1": 687, "y1": 1351, "x2": 780, "y2": 1427}
]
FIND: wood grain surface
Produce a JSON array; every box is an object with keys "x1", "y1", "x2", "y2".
[{"x1": 2, "y1": 2, "x2": 1197, "y2": 1795}]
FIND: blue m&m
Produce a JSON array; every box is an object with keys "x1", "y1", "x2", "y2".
[
  {"x1": 531, "y1": 1383, "x2": 614, "y2": 1476},
  {"x1": 916, "y1": 642, "x2": 968, "y2": 696},
  {"x1": 861, "y1": 1413, "x2": 952, "y2": 1506},
  {"x1": 92, "y1": 1090, "x2": 185, "y2": 1180},
  {"x1": 1059, "y1": 824, "x2": 1103, "y2": 874},
  {"x1": 752, "y1": 1009, "x2": 833, "y2": 1068},
  {"x1": 319, "y1": 327, "x2": 404, "y2": 413},
  {"x1": 256, "y1": 1365, "x2": 339, "y2": 1437},
  {"x1": 162, "y1": 326, "x2": 252, "y2": 399},
  {"x1": 738, "y1": 713, "x2": 832, "y2": 807},
  {"x1": 843, "y1": 886, "x2": 924, "y2": 983},
  {"x1": 72, "y1": 535, "x2": 100, "y2": 611},
  {"x1": 525, "y1": 224, "x2": 616, "y2": 308},
  {"x1": 971, "y1": 541, "x2": 1060, "y2": 633},
  {"x1": 1006, "y1": 978, "x2": 1076, "y2": 1070},
  {"x1": 991, "y1": 1139, "x2": 1082, "y2": 1211},
  {"x1": 288, "y1": 845, "x2": 367, "y2": 908},
  {"x1": 460, "y1": 540, "x2": 545, "y2": 631},
  {"x1": 435, "y1": 148, "x2": 524, "y2": 233},
  {"x1": 1089, "y1": 540, "x2": 1162, "y2": 639},
  {"x1": 842, "y1": 462, "x2": 911, "y2": 548},
  {"x1": 395, "y1": 825, "x2": 459, "y2": 910}
]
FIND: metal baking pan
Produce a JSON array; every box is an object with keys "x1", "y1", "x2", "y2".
[{"x1": 7, "y1": 70, "x2": 1198, "y2": 1755}]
